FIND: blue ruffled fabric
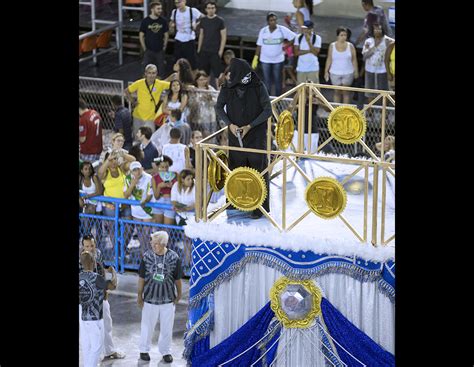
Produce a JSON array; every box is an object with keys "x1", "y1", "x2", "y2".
[
  {"x1": 191, "y1": 302, "x2": 280, "y2": 367},
  {"x1": 321, "y1": 298, "x2": 395, "y2": 366}
]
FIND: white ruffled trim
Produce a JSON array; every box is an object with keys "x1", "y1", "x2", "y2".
[{"x1": 184, "y1": 221, "x2": 394, "y2": 263}]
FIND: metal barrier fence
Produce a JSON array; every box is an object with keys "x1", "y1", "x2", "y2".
[
  {"x1": 79, "y1": 195, "x2": 191, "y2": 275},
  {"x1": 79, "y1": 77, "x2": 125, "y2": 130}
]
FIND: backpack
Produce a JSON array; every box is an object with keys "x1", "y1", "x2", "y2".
[
  {"x1": 298, "y1": 33, "x2": 316, "y2": 47},
  {"x1": 170, "y1": 6, "x2": 193, "y2": 37}
]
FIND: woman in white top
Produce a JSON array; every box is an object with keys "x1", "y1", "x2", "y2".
[
  {"x1": 287, "y1": 0, "x2": 313, "y2": 32},
  {"x1": 362, "y1": 23, "x2": 394, "y2": 102},
  {"x1": 79, "y1": 161, "x2": 103, "y2": 214},
  {"x1": 324, "y1": 26, "x2": 359, "y2": 104},
  {"x1": 170, "y1": 169, "x2": 195, "y2": 225}
]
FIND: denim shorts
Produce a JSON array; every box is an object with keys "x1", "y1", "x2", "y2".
[
  {"x1": 102, "y1": 203, "x2": 131, "y2": 218},
  {"x1": 152, "y1": 196, "x2": 175, "y2": 219}
]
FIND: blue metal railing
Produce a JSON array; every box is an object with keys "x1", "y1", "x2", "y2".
[{"x1": 79, "y1": 194, "x2": 192, "y2": 275}]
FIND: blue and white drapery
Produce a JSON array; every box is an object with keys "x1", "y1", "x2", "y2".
[{"x1": 184, "y1": 238, "x2": 395, "y2": 364}]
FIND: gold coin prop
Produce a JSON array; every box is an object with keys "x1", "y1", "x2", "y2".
[
  {"x1": 275, "y1": 110, "x2": 295, "y2": 150},
  {"x1": 208, "y1": 150, "x2": 229, "y2": 192},
  {"x1": 224, "y1": 167, "x2": 267, "y2": 212},
  {"x1": 327, "y1": 106, "x2": 366, "y2": 144},
  {"x1": 270, "y1": 277, "x2": 322, "y2": 329},
  {"x1": 305, "y1": 177, "x2": 347, "y2": 219}
]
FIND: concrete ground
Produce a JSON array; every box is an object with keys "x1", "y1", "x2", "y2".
[{"x1": 79, "y1": 271, "x2": 190, "y2": 367}]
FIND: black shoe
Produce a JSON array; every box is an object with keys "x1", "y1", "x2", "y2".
[
  {"x1": 163, "y1": 354, "x2": 173, "y2": 363},
  {"x1": 140, "y1": 352, "x2": 150, "y2": 361},
  {"x1": 250, "y1": 211, "x2": 263, "y2": 219}
]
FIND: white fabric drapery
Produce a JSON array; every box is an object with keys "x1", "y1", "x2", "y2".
[{"x1": 210, "y1": 263, "x2": 394, "y2": 366}]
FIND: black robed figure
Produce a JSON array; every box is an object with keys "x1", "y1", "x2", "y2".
[{"x1": 215, "y1": 58, "x2": 272, "y2": 218}]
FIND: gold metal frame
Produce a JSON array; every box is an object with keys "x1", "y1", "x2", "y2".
[{"x1": 195, "y1": 83, "x2": 395, "y2": 246}]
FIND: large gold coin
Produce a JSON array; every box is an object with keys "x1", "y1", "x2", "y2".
[
  {"x1": 327, "y1": 106, "x2": 366, "y2": 144},
  {"x1": 208, "y1": 150, "x2": 228, "y2": 192},
  {"x1": 305, "y1": 177, "x2": 347, "y2": 219},
  {"x1": 270, "y1": 277, "x2": 322, "y2": 329},
  {"x1": 275, "y1": 110, "x2": 295, "y2": 150},
  {"x1": 224, "y1": 167, "x2": 267, "y2": 211}
]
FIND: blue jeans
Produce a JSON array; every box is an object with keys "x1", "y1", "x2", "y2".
[{"x1": 261, "y1": 61, "x2": 284, "y2": 97}]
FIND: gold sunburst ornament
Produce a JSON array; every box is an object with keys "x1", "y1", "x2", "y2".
[
  {"x1": 208, "y1": 150, "x2": 229, "y2": 192},
  {"x1": 270, "y1": 277, "x2": 322, "y2": 328},
  {"x1": 305, "y1": 177, "x2": 347, "y2": 219},
  {"x1": 327, "y1": 105, "x2": 367, "y2": 144},
  {"x1": 275, "y1": 110, "x2": 295, "y2": 150},
  {"x1": 224, "y1": 167, "x2": 267, "y2": 211}
]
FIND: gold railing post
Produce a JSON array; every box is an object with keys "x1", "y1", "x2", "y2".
[
  {"x1": 380, "y1": 95, "x2": 387, "y2": 160},
  {"x1": 371, "y1": 164, "x2": 379, "y2": 246},
  {"x1": 298, "y1": 86, "x2": 306, "y2": 153},
  {"x1": 282, "y1": 156, "x2": 287, "y2": 230},
  {"x1": 307, "y1": 84, "x2": 313, "y2": 153},
  {"x1": 381, "y1": 165, "x2": 387, "y2": 245},
  {"x1": 195, "y1": 142, "x2": 202, "y2": 222},
  {"x1": 363, "y1": 164, "x2": 369, "y2": 242},
  {"x1": 203, "y1": 146, "x2": 209, "y2": 222}
]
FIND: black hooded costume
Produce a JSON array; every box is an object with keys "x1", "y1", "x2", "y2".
[{"x1": 215, "y1": 58, "x2": 272, "y2": 215}]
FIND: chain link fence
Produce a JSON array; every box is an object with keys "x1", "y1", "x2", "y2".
[
  {"x1": 80, "y1": 77, "x2": 394, "y2": 157},
  {"x1": 79, "y1": 77, "x2": 125, "y2": 130}
]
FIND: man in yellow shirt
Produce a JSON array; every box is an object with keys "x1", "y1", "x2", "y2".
[
  {"x1": 125, "y1": 64, "x2": 170, "y2": 139},
  {"x1": 384, "y1": 40, "x2": 395, "y2": 91}
]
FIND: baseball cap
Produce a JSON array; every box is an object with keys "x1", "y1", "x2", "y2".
[
  {"x1": 130, "y1": 161, "x2": 142, "y2": 170},
  {"x1": 302, "y1": 20, "x2": 314, "y2": 29}
]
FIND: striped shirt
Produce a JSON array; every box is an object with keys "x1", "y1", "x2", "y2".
[
  {"x1": 139, "y1": 249, "x2": 183, "y2": 305},
  {"x1": 79, "y1": 271, "x2": 107, "y2": 321}
]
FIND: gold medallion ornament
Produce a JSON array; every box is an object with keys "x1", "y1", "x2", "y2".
[
  {"x1": 224, "y1": 167, "x2": 267, "y2": 211},
  {"x1": 270, "y1": 277, "x2": 322, "y2": 328},
  {"x1": 327, "y1": 106, "x2": 366, "y2": 144},
  {"x1": 275, "y1": 110, "x2": 295, "y2": 150},
  {"x1": 208, "y1": 150, "x2": 229, "y2": 192},
  {"x1": 305, "y1": 177, "x2": 347, "y2": 219}
]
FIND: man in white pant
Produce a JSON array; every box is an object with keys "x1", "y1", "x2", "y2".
[
  {"x1": 79, "y1": 235, "x2": 125, "y2": 361},
  {"x1": 79, "y1": 251, "x2": 117, "y2": 367},
  {"x1": 137, "y1": 230, "x2": 183, "y2": 363}
]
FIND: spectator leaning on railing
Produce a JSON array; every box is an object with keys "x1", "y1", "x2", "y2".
[
  {"x1": 123, "y1": 161, "x2": 154, "y2": 223},
  {"x1": 80, "y1": 161, "x2": 103, "y2": 215},
  {"x1": 171, "y1": 169, "x2": 195, "y2": 226},
  {"x1": 98, "y1": 150, "x2": 134, "y2": 218}
]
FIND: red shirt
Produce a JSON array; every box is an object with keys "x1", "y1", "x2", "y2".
[
  {"x1": 79, "y1": 110, "x2": 103, "y2": 154},
  {"x1": 153, "y1": 171, "x2": 177, "y2": 196}
]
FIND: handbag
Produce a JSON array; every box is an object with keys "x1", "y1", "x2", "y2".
[{"x1": 154, "y1": 112, "x2": 168, "y2": 127}]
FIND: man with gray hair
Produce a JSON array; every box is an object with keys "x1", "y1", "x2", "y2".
[
  {"x1": 137, "y1": 230, "x2": 183, "y2": 363},
  {"x1": 125, "y1": 64, "x2": 170, "y2": 139}
]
